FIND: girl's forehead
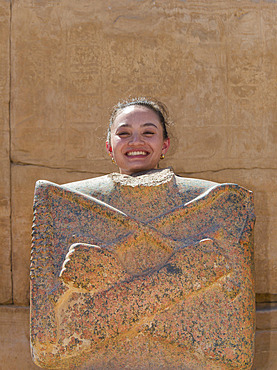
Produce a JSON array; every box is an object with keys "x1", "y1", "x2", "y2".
[
  {"x1": 119, "y1": 105, "x2": 153, "y2": 115},
  {"x1": 114, "y1": 105, "x2": 159, "y2": 123}
]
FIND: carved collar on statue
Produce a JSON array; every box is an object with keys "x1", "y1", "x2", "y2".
[{"x1": 109, "y1": 167, "x2": 175, "y2": 187}]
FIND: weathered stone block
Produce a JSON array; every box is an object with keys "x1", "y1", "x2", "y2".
[
  {"x1": 0, "y1": 306, "x2": 40, "y2": 369},
  {"x1": 254, "y1": 330, "x2": 277, "y2": 369},
  {"x1": 256, "y1": 303, "x2": 277, "y2": 330},
  {"x1": 0, "y1": 0, "x2": 12, "y2": 304},
  {"x1": 31, "y1": 169, "x2": 255, "y2": 368},
  {"x1": 11, "y1": 0, "x2": 277, "y2": 174}
]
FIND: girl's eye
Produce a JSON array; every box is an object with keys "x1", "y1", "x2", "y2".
[
  {"x1": 143, "y1": 131, "x2": 155, "y2": 136},
  {"x1": 117, "y1": 132, "x2": 130, "y2": 137}
]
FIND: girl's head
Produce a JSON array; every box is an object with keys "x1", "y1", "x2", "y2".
[{"x1": 106, "y1": 97, "x2": 171, "y2": 176}]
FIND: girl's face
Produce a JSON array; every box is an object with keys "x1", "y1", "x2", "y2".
[{"x1": 106, "y1": 105, "x2": 170, "y2": 176}]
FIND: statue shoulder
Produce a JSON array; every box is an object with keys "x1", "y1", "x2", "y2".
[
  {"x1": 62, "y1": 175, "x2": 114, "y2": 197},
  {"x1": 174, "y1": 175, "x2": 254, "y2": 211},
  {"x1": 174, "y1": 175, "x2": 219, "y2": 198}
]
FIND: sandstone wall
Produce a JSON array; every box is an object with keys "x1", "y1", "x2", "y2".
[{"x1": 1, "y1": 0, "x2": 276, "y2": 368}]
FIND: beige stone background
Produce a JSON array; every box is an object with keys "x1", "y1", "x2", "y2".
[{"x1": 0, "y1": 0, "x2": 276, "y2": 368}]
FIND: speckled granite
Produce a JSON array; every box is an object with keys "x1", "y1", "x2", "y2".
[{"x1": 30, "y1": 168, "x2": 255, "y2": 369}]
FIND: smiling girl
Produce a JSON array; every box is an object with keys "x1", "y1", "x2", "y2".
[{"x1": 106, "y1": 98, "x2": 171, "y2": 175}]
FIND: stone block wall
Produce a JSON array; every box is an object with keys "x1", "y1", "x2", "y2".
[{"x1": 0, "y1": 0, "x2": 276, "y2": 368}]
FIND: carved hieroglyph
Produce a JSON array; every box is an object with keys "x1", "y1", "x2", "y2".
[{"x1": 30, "y1": 168, "x2": 255, "y2": 369}]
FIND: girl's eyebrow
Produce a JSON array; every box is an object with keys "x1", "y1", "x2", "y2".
[
  {"x1": 116, "y1": 123, "x2": 130, "y2": 128},
  {"x1": 116, "y1": 123, "x2": 158, "y2": 129},
  {"x1": 114, "y1": 123, "x2": 130, "y2": 132},
  {"x1": 143, "y1": 123, "x2": 158, "y2": 128}
]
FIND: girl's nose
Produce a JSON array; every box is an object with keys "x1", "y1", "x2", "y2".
[{"x1": 129, "y1": 133, "x2": 144, "y2": 145}]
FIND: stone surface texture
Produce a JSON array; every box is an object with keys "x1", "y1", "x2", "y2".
[
  {"x1": 0, "y1": 0, "x2": 276, "y2": 368},
  {"x1": 31, "y1": 169, "x2": 255, "y2": 369},
  {"x1": 0, "y1": 0, "x2": 12, "y2": 304},
  {"x1": 254, "y1": 303, "x2": 277, "y2": 369},
  {"x1": 0, "y1": 306, "x2": 40, "y2": 369}
]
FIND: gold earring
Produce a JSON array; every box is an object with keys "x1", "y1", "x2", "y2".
[
  {"x1": 160, "y1": 154, "x2": 165, "y2": 160},
  {"x1": 111, "y1": 157, "x2": 115, "y2": 164}
]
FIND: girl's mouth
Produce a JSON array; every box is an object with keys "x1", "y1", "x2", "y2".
[{"x1": 126, "y1": 151, "x2": 148, "y2": 157}]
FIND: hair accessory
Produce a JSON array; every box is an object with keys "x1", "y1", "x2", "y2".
[
  {"x1": 109, "y1": 152, "x2": 116, "y2": 164},
  {"x1": 160, "y1": 154, "x2": 165, "y2": 160}
]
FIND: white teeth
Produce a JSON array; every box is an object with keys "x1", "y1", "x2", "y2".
[{"x1": 127, "y1": 151, "x2": 147, "y2": 156}]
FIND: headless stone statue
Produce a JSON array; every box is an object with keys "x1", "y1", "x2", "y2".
[{"x1": 30, "y1": 168, "x2": 255, "y2": 369}]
